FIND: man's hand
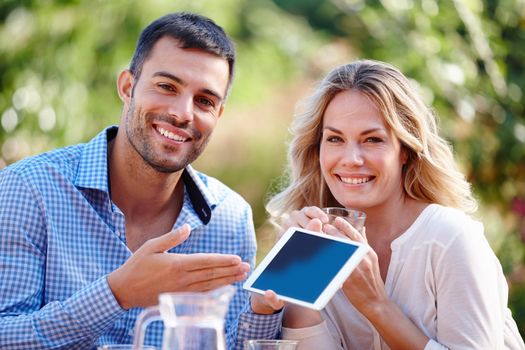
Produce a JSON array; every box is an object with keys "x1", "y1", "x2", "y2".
[{"x1": 107, "y1": 224, "x2": 250, "y2": 309}]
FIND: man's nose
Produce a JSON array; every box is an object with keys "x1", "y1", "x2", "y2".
[{"x1": 168, "y1": 95, "x2": 194, "y2": 123}]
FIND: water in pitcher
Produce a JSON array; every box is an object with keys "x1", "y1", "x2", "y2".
[{"x1": 133, "y1": 285, "x2": 235, "y2": 350}]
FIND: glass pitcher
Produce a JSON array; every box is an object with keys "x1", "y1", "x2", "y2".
[{"x1": 133, "y1": 285, "x2": 235, "y2": 350}]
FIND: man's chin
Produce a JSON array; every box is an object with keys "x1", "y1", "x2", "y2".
[
  {"x1": 147, "y1": 161, "x2": 187, "y2": 173},
  {"x1": 142, "y1": 154, "x2": 197, "y2": 173}
]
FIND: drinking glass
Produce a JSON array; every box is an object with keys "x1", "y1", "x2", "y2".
[
  {"x1": 244, "y1": 339, "x2": 298, "y2": 350},
  {"x1": 322, "y1": 207, "x2": 366, "y2": 233}
]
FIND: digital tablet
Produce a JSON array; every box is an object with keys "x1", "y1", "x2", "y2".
[{"x1": 243, "y1": 227, "x2": 369, "y2": 310}]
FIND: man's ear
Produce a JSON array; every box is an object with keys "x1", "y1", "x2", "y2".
[
  {"x1": 217, "y1": 104, "x2": 225, "y2": 119},
  {"x1": 117, "y1": 70, "x2": 134, "y2": 104}
]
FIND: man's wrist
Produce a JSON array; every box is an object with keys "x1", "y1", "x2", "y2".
[{"x1": 107, "y1": 268, "x2": 131, "y2": 310}]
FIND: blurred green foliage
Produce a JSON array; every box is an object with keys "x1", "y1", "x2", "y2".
[{"x1": 1, "y1": 0, "x2": 524, "y2": 338}]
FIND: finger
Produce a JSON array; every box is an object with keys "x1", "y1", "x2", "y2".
[
  {"x1": 322, "y1": 223, "x2": 348, "y2": 239},
  {"x1": 303, "y1": 206, "x2": 330, "y2": 224},
  {"x1": 361, "y1": 226, "x2": 368, "y2": 243},
  {"x1": 250, "y1": 291, "x2": 283, "y2": 314},
  {"x1": 333, "y1": 217, "x2": 366, "y2": 243},
  {"x1": 185, "y1": 263, "x2": 250, "y2": 284},
  {"x1": 305, "y1": 218, "x2": 323, "y2": 232},
  {"x1": 187, "y1": 272, "x2": 248, "y2": 292},
  {"x1": 264, "y1": 290, "x2": 285, "y2": 311},
  {"x1": 286, "y1": 210, "x2": 311, "y2": 229},
  {"x1": 141, "y1": 224, "x2": 191, "y2": 253},
  {"x1": 182, "y1": 253, "x2": 244, "y2": 271}
]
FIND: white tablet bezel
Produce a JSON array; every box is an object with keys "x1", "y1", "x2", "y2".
[{"x1": 243, "y1": 226, "x2": 369, "y2": 310}]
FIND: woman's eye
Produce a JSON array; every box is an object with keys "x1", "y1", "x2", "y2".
[
  {"x1": 325, "y1": 135, "x2": 343, "y2": 143},
  {"x1": 365, "y1": 136, "x2": 383, "y2": 143}
]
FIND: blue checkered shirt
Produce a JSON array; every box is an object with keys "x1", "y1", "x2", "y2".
[{"x1": 0, "y1": 126, "x2": 281, "y2": 349}]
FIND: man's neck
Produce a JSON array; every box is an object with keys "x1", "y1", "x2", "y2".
[{"x1": 107, "y1": 134, "x2": 184, "y2": 221}]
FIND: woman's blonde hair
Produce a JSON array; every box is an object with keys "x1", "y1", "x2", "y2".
[{"x1": 266, "y1": 60, "x2": 477, "y2": 223}]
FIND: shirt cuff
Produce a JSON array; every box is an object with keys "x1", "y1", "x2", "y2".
[
  {"x1": 237, "y1": 309, "x2": 283, "y2": 343},
  {"x1": 60, "y1": 275, "x2": 126, "y2": 336}
]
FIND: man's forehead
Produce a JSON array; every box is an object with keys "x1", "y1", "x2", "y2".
[{"x1": 141, "y1": 37, "x2": 229, "y2": 95}]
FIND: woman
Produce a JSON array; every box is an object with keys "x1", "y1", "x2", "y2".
[{"x1": 252, "y1": 60, "x2": 524, "y2": 349}]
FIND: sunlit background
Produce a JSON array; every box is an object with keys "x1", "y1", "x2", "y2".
[{"x1": 1, "y1": 0, "x2": 524, "y2": 337}]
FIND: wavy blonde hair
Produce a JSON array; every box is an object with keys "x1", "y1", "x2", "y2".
[{"x1": 266, "y1": 60, "x2": 477, "y2": 223}]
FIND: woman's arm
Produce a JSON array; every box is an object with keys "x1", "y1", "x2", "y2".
[{"x1": 329, "y1": 218, "x2": 430, "y2": 350}]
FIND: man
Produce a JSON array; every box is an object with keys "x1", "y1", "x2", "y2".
[{"x1": 0, "y1": 12, "x2": 280, "y2": 349}]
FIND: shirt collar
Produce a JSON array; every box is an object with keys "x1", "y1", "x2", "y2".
[
  {"x1": 74, "y1": 125, "x2": 216, "y2": 224},
  {"x1": 182, "y1": 166, "x2": 217, "y2": 225},
  {"x1": 74, "y1": 126, "x2": 115, "y2": 192}
]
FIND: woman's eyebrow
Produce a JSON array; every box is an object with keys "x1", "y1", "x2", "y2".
[{"x1": 323, "y1": 126, "x2": 385, "y2": 135}]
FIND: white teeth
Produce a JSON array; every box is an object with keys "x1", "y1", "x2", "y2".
[
  {"x1": 340, "y1": 177, "x2": 371, "y2": 184},
  {"x1": 156, "y1": 127, "x2": 186, "y2": 142}
]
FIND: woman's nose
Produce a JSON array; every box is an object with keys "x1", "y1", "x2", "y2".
[{"x1": 343, "y1": 144, "x2": 364, "y2": 166}]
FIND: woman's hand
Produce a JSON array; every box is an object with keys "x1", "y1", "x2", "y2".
[
  {"x1": 325, "y1": 218, "x2": 430, "y2": 348},
  {"x1": 323, "y1": 218, "x2": 389, "y2": 317},
  {"x1": 250, "y1": 291, "x2": 324, "y2": 328},
  {"x1": 250, "y1": 290, "x2": 285, "y2": 315},
  {"x1": 281, "y1": 206, "x2": 329, "y2": 233}
]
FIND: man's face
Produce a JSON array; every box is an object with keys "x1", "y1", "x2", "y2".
[{"x1": 121, "y1": 36, "x2": 229, "y2": 173}]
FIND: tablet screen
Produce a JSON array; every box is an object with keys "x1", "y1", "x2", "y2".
[{"x1": 248, "y1": 228, "x2": 363, "y2": 305}]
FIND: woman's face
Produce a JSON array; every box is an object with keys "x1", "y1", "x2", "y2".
[{"x1": 319, "y1": 89, "x2": 407, "y2": 211}]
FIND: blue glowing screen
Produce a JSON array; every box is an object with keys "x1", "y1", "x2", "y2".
[{"x1": 252, "y1": 230, "x2": 359, "y2": 303}]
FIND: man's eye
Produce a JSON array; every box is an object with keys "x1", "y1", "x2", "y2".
[
  {"x1": 197, "y1": 97, "x2": 214, "y2": 107},
  {"x1": 158, "y1": 83, "x2": 175, "y2": 92}
]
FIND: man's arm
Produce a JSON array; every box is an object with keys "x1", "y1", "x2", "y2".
[
  {"x1": 0, "y1": 169, "x2": 125, "y2": 349},
  {"x1": 0, "y1": 169, "x2": 251, "y2": 348}
]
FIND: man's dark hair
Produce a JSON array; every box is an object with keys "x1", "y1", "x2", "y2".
[{"x1": 129, "y1": 12, "x2": 236, "y2": 98}]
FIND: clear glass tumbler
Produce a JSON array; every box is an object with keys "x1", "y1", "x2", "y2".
[
  {"x1": 321, "y1": 207, "x2": 366, "y2": 233},
  {"x1": 244, "y1": 339, "x2": 298, "y2": 350}
]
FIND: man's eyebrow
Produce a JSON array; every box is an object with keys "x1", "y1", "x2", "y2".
[
  {"x1": 152, "y1": 71, "x2": 224, "y2": 102},
  {"x1": 153, "y1": 71, "x2": 186, "y2": 86},
  {"x1": 201, "y1": 88, "x2": 224, "y2": 103}
]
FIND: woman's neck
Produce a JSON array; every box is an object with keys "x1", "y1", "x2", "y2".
[{"x1": 363, "y1": 196, "x2": 428, "y2": 246}]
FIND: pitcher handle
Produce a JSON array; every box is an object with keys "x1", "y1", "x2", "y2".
[{"x1": 133, "y1": 306, "x2": 162, "y2": 350}]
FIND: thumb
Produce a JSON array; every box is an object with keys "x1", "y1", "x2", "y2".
[
  {"x1": 361, "y1": 226, "x2": 368, "y2": 243},
  {"x1": 142, "y1": 224, "x2": 191, "y2": 253}
]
